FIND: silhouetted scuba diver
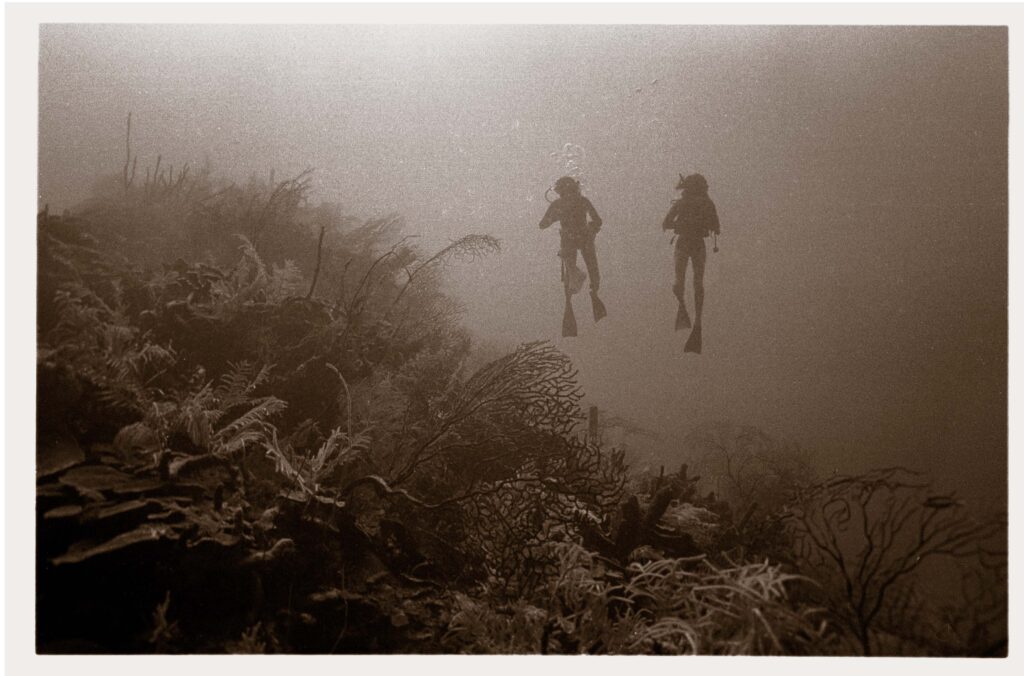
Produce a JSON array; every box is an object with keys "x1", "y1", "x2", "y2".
[
  {"x1": 539, "y1": 176, "x2": 607, "y2": 337},
  {"x1": 662, "y1": 173, "x2": 720, "y2": 353}
]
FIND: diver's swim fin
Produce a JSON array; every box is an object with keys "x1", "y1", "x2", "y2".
[
  {"x1": 562, "y1": 295, "x2": 578, "y2": 337},
  {"x1": 684, "y1": 324, "x2": 702, "y2": 354},
  {"x1": 675, "y1": 302, "x2": 692, "y2": 331},
  {"x1": 591, "y1": 291, "x2": 607, "y2": 322}
]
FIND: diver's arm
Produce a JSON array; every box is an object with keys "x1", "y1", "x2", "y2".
[
  {"x1": 585, "y1": 198, "x2": 603, "y2": 231},
  {"x1": 539, "y1": 202, "x2": 558, "y2": 230},
  {"x1": 707, "y1": 200, "x2": 720, "y2": 235},
  {"x1": 662, "y1": 202, "x2": 680, "y2": 230}
]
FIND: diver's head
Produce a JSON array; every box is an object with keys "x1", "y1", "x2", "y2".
[
  {"x1": 677, "y1": 173, "x2": 708, "y2": 194},
  {"x1": 554, "y1": 176, "x2": 581, "y2": 197}
]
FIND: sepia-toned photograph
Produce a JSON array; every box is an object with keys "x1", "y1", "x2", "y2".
[{"x1": 13, "y1": 4, "x2": 1012, "y2": 662}]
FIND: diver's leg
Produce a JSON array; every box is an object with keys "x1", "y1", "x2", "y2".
[
  {"x1": 673, "y1": 240, "x2": 692, "y2": 330},
  {"x1": 560, "y1": 233, "x2": 585, "y2": 294},
  {"x1": 580, "y1": 235, "x2": 607, "y2": 321},
  {"x1": 692, "y1": 240, "x2": 707, "y2": 325},
  {"x1": 673, "y1": 240, "x2": 690, "y2": 303},
  {"x1": 580, "y1": 235, "x2": 600, "y2": 293}
]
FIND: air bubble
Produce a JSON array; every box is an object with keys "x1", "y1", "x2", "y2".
[{"x1": 553, "y1": 142, "x2": 586, "y2": 183}]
